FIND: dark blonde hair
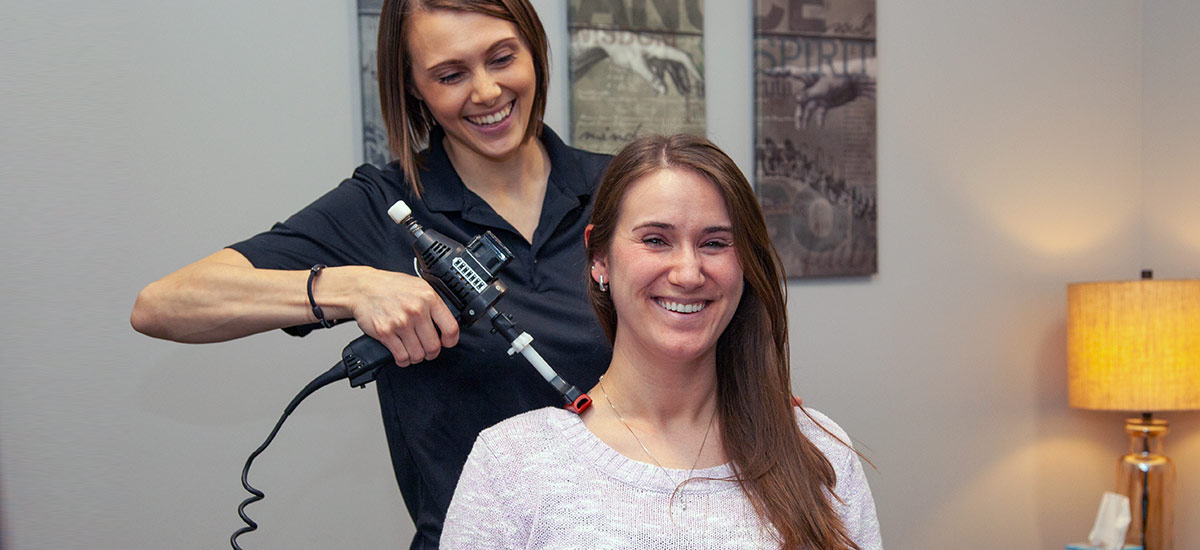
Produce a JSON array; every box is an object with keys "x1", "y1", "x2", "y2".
[
  {"x1": 377, "y1": 0, "x2": 549, "y2": 194},
  {"x1": 585, "y1": 134, "x2": 861, "y2": 550}
]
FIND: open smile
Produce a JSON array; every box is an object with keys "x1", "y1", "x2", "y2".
[
  {"x1": 655, "y1": 298, "x2": 708, "y2": 314},
  {"x1": 465, "y1": 100, "x2": 514, "y2": 127}
]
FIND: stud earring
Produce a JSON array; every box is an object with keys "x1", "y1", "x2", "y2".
[{"x1": 598, "y1": 275, "x2": 608, "y2": 292}]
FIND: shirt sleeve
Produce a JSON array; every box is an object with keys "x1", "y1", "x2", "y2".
[
  {"x1": 228, "y1": 165, "x2": 400, "y2": 272},
  {"x1": 440, "y1": 434, "x2": 530, "y2": 550},
  {"x1": 832, "y1": 433, "x2": 883, "y2": 549},
  {"x1": 226, "y1": 165, "x2": 405, "y2": 336}
]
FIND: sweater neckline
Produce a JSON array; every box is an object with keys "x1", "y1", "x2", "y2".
[{"x1": 546, "y1": 408, "x2": 739, "y2": 495}]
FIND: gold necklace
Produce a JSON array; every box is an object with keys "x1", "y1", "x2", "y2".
[{"x1": 597, "y1": 375, "x2": 716, "y2": 511}]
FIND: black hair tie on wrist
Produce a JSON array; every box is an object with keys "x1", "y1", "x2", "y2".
[{"x1": 307, "y1": 264, "x2": 336, "y2": 329}]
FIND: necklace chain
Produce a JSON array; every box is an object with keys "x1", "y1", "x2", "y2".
[{"x1": 597, "y1": 375, "x2": 716, "y2": 511}]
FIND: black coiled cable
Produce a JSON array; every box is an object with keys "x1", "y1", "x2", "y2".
[{"x1": 230, "y1": 362, "x2": 348, "y2": 550}]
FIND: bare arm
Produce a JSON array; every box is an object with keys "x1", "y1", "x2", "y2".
[{"x1": 130, "y1": 248, "x2": 459, "y2": 366}]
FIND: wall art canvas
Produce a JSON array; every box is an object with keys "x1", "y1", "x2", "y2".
[
  {"x1": 358, "y1": 0, "x2": 387, "y2": 167},
  {"x1": 568, "y1": 0, "x2": 706, "y2": 154},
  {"x1": 755, "y1": 0, "x2": 877, "y2": 277}
]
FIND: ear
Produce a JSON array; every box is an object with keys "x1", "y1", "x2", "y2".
[
  {"x1": 584, "y1": 224, "x2": 593, "y2": 248},
  {"x1": 590, "y1": 255, "x2": 609, "y2": 285}
]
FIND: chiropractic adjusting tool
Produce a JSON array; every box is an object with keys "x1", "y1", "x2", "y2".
[
  {"x1": 342, "y1": 200, "x2": 592, "y2": 412},
  {"x1": 231, "y1": 201, "x2": 591, "y2": 549}
]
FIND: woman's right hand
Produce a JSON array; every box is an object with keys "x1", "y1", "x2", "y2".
[
  {"x1": 337, "y1": 265, "x2": 460, "y2": 367},
  {"x1": 131, "y1": 248, "x2": 460, "y2": 367}
]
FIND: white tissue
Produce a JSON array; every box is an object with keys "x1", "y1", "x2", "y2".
[{"x1": 1087, "y1": 491, "x2": 1132, "y2": 550}]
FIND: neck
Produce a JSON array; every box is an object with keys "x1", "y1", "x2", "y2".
[
  {"x1": 443, "y1": 135, "x2": 549, "y2": 242},
  {"x1": 584, "y1": 344, "x2": 726, "y2": 470},
  {"x1": 443, "y1": 135, "x2": 548, "y2": 197},
  {"x1": 595, "y1": 346, "x2": 718, "y2": 427}
]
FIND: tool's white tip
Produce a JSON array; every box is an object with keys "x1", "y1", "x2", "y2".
[{"x1": 387, "y1": 201, "x2": 412, "y2": 224}]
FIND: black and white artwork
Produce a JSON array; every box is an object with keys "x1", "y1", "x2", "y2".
[
  {"x1": 358, "y1": 0, "x2": 387, "y2": 167},
  {"x1": 568, "y1": 0, "x2": 706, "y2": 154},
  {"x1": 755, "y1": 0, "x2": 877, "y2": 277}
]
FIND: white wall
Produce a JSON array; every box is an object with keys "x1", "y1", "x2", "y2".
[{"x1": 2, "y1": 1, "x2": 1196, "y2": 548}]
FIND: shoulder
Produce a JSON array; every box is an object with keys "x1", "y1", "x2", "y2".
[
  {"x1": 565, "y1": 146, "x2": 612, "y2": 188},
  {"x1": 292, "y1": 162, "x2": 414, "y2": 231},
  {"x1": 228, "y1": 162, "x2": 412, "y2": 268},
  {"x1": 541, "y1": 126, "x2": 612, "y2": 188},
  {"x1": 472, "y1": 407, "x2": 575, "y2": 464},
  {"x1": 279, "y1": 163, "x2": 411, "y2": 215},
  {"x1": 566, "y1": 145, "x2": 613, "y2": 177},
  {"x1": 346, "y1": 162, "x2": 411, "y2": 198},
  {"x1": 794, "y1": 407, "x2": 882, "y2": 547},
  {"x1": 793, "y1": 407, "x2": 856, "y2": 465}
]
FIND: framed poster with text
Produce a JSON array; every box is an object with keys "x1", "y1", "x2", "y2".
[
  {"x1": 755, "y1": 0, "x2": 877, "y2": 277},
  {"x1": 569, "y1": 0, "x2": 706, "y2": 154}
]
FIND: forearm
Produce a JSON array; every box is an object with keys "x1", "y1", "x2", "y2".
[{"x1": 130, "y1": 248, "x2": 361, "y2": 343}]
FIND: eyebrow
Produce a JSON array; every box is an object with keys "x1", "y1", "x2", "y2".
[
  {"x1": 632, "y1": 222, "x2": 733, "y2": 234},
  {"x1": 421, "y1": 37, "x2": 521, "y2": 73}
]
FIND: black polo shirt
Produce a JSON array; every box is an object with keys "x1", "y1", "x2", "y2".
[{"x1": 230, "y1": 126, "x2": 612, "y2": 549}]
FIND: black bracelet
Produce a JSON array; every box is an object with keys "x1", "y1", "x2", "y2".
[{"x1": 307, "y1": 264, "x2": 336, "y2": 329}]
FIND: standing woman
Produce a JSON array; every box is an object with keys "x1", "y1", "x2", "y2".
[
  {"x1": 130, "y1": 0, "x2": 612, "y2": 547},
  {"x1": 440, "y1": 135, "x2": 882, "y2": 548}
]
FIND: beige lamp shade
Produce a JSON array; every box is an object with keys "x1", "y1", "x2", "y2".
[{"x1": 1067, "y1": 279, "x2": 1200, "y2": 411}]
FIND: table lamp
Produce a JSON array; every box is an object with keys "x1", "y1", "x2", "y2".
[{"x1": 1067, "y1": 270, "x2": 1200, "y2": 550}]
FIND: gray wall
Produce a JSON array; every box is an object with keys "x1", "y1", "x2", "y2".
[{"x1": 3, "y1": 0, "x2": 1198, "y2": 548}]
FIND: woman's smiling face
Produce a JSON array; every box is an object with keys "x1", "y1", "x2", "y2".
[
  {"x1": 592, "y1": 167, "x2": 745, "y2": 366},
  {"x1": 404, "y1": 9, "x2": 537, "y2": 162}
]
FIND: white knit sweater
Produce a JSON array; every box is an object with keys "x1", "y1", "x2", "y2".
[{"x1": 441, "y1": 406, "x2": 883, "y2": 549}]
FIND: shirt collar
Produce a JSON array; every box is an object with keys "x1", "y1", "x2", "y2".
[{"x1": 417, "y1": 125, "x2": 590, "y2": 214}]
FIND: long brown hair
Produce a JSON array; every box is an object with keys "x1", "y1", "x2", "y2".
[
  {"x1": 376, "y1": 0, "x2": 549, "y2": 194},
  {"x1": 585, "y1": 135, "x2": 861, "y2": 550}
]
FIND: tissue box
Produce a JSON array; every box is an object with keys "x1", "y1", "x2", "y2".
[{"x1": 1065, "y1": 544, "x2": 1142, "y2": 550}]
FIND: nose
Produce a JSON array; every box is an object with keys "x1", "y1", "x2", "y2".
[
  {"x1": 667, "y1": 248, "x2": 705, "y2": 289},
  {"x1": 470, "y1": 70, "x2": 502, "y2": 105}
]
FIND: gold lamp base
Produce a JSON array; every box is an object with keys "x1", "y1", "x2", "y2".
[{"x1": 1116, "y1": 414, "x2": 1175, "y2": 550}]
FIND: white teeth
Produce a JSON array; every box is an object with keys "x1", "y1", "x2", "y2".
[
  {"x1": 467, "y1": 102, "x2": 512, "y2": 126},
  {"x1": 657, "y1": 299, "x2": 705, "y2": 314}
]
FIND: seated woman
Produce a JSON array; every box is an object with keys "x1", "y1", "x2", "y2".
[{"x1": 439, "y1": 134, "x2": 882, "y2": 549}]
